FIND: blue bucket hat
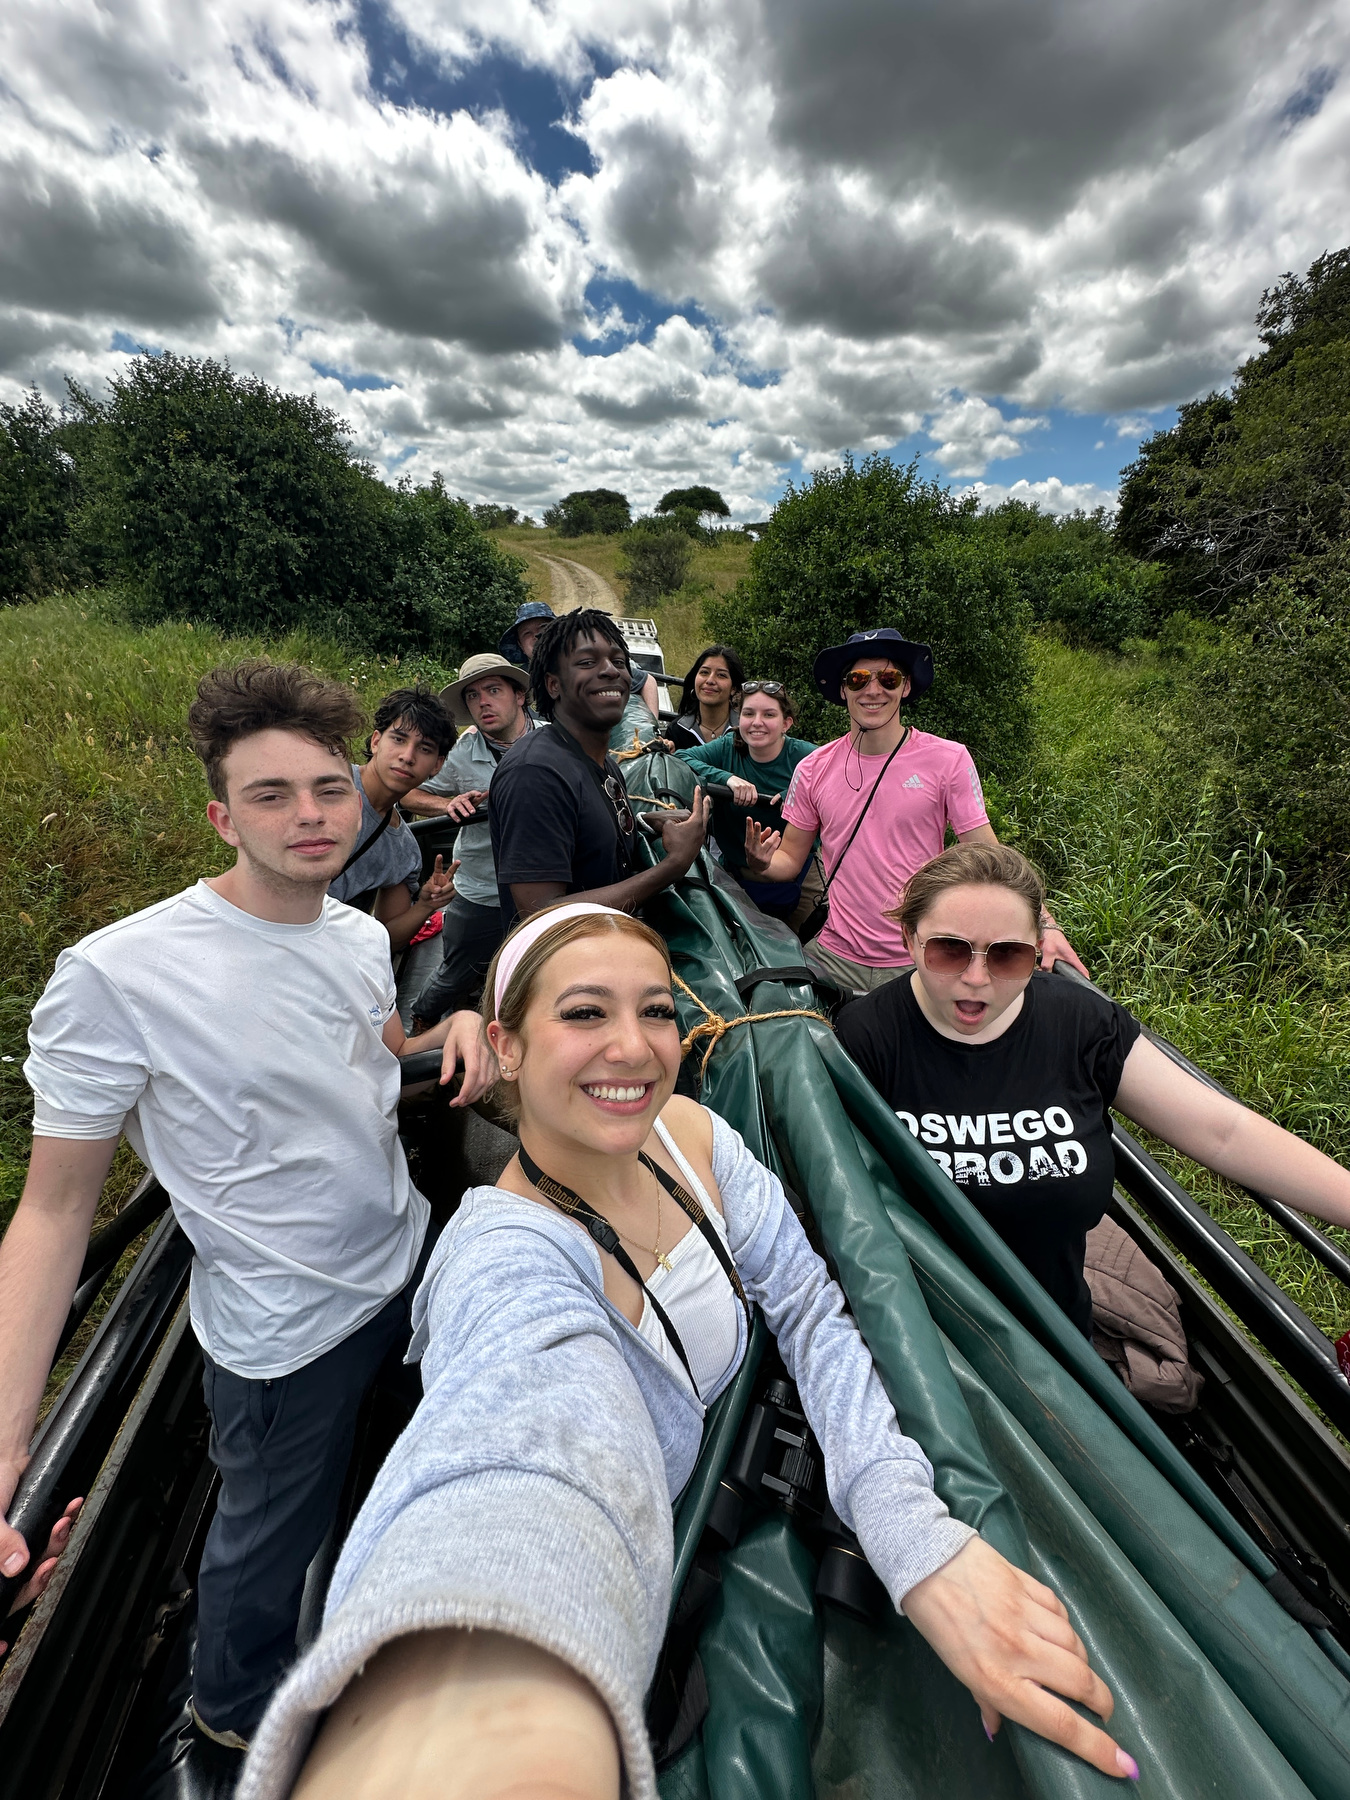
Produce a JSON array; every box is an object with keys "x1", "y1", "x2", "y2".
[
  {"x1": 812, "y1": 627, "x2": 934, "y2": 704},
  {"x1": 498, "y1": 600, "x2": 557, "y2": 665}
]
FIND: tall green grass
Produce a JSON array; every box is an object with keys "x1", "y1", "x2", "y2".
[{"x1": 1005, "y1": 639, "x2": 1350, "y2": 1343}]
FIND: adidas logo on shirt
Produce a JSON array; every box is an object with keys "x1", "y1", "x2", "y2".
[{"x1": 902, "y1": 774, "x2": 924, "y2": 789}]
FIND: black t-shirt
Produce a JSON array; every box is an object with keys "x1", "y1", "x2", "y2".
[
  {"x1": 835, "y1": 971, "x2": 1141, "y2": 1336},
  {"x1": 490, "y1": 721, "x2": 634, "y2": 924}
]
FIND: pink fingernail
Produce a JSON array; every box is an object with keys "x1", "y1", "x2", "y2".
[
  {"x1": 1116, "y1": 1749, "x2": 1140, "y2": 1781},
  {"x1": 983, "y1": 1721, "x2": 994, "y2": 1743},
  {"x1": 2, "y1": 1552, "x2": 26, "y2": 1577}
]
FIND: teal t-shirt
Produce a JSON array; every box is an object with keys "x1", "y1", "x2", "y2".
[{"x1": 677, "y1": 733, "x2": 816, "y2": 870}]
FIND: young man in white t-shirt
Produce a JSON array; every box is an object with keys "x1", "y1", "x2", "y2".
[
  {"x1": 745, "y1": 628, "x2": 1087, "y2": 993},
  {"x1": 0, "y1": 660, "x2": 493, "y2": 1764}
]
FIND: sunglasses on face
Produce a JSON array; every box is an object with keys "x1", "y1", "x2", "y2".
[
  {"x1": 915, "y1": 934, "x2": 1039, "y2": 981},
  {"x1": 841, "y1": 668, "x2": 905, "y2": 693},
  {"x1": 602, "y1": 774, "x2": 636, "y2": 836}
]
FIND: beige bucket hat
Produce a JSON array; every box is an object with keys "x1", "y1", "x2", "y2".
[{"x1": 438, "y1": 652, "x2": 531, "y2": 730}]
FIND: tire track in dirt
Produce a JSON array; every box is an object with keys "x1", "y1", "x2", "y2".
[{"x1": 536, "y1": 554, "x2": 620, "y2": 616}]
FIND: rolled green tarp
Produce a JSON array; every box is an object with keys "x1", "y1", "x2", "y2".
[{"x1": 623, "y1": 757, "x2": 1350, "y2": 1800}]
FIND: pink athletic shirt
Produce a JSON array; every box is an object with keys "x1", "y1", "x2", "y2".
[{"x1": 781, "y1": 728, "x2": 989, "y2": 968}]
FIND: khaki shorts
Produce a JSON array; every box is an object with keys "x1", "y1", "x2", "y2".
[{"x1": 805, "y1": 939, "x2": 910, "y2": 995}]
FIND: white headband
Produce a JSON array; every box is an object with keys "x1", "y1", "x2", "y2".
[{"x1": 492, "y1": 903, "x2": 626, "y2": 1017}]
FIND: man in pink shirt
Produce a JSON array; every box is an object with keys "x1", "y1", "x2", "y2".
[{"x1": 745, "y1": 627, "x2": 1087, "y2": 993}]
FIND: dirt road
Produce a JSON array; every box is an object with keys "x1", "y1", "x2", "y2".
[{"x1": 537, "y1": 554, "x2": 620, "y2": 615}]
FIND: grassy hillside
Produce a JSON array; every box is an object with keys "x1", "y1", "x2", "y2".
[{"x1": 492, "y1": 526, "x2": 754, "y2": 679}]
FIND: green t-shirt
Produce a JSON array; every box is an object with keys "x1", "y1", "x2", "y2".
[{"x1": 677, "y1": 733, "x2": 816, "y2": 870}]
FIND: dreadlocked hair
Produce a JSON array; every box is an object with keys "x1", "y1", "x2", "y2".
[{"x1": 528, "y1": 608, "x2": 631, "y2": 719}]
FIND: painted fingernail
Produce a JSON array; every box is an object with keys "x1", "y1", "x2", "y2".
[
  {"x1": 1116, "y1": 1749, "x2": 1140, "y2": 1781},
  {"x1": 2, "y1": 1551, "x2": 25, "y2": 1576},
  {"x1": 983, "y1": 1721, "x2": 994, "y2": 1743}
]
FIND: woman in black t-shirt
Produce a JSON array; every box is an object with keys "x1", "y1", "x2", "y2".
[{"x1": 835, "y1": 841, "x2": 1350, "y2": 1336}]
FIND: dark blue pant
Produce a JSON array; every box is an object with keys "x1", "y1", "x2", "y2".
[
  {"x1": 193, "y1": 1252, "x2": 425, "y2": 1738},
  {"x1": 412, "y1": 894, "x2": 505, "y2": 1024}
]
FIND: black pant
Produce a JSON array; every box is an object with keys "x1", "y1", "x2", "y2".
[
  {"x1": 412, "y1": 894, "x2": 506, "y2": 1023},
  {"x1": 193, "y1": 1243, "x2": 427, "y2": 1738}
]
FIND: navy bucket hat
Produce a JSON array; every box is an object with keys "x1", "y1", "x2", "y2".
[
  {"x1": 498, "y1": 599, "x2": 557, "y2": 665},
  {"x1": 811, "y1": 627, "x2": 934, "y2": 704}
]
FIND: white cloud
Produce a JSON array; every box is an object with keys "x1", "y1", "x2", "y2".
[
  {"x1": 0, "y1": 0, "x2": 1347, "y2": 518},
  {"x1": 926, "y1": 394, "x2": 1046, "y2": 477},
  {"x1": 961, "y1": 477, "x2": 1120, "y2": 516}
]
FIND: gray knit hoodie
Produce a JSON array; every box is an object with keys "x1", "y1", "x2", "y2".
[{"x1": 239, "y1": 1111, "x2": 974, "y2": 1800}]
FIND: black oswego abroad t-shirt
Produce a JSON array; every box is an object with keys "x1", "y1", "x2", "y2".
[{"x1": 836, "y1": 971, "x2": 1141, "y2": 1336}]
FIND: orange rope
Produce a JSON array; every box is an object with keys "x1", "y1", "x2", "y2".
[{"x1": 671, "y1": 971, "x2": 832, "y2": 1079}]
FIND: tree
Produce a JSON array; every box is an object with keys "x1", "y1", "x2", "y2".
[
  {"x1": 0, "y1": 387, "x2": 86, "y2": 602},
  {"x1": 706, "y1": 454, "x2": 1033, "y2": 776},
  {"x1": 656, "y1": 485, "x2": 729, "y2": 519},
  {"x1": 1116, "y1": 247, "x2": 1350, "y2": 610},
  {"x1": 543, "y1": 489, "x2": 631, "y2": 536},
  {"x1": 617, "y1": 526, "x2": 693, "y2": 607},
  {"x1": 68, "y1": 352, "x2": 524, "y2": 658},
  {"x1": 472, "y1": 502, "x2": 519, "y2": 529}
]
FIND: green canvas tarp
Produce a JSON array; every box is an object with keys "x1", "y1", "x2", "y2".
[{"x1": 622, "y1": 752, "x2": 1350, "y2": 1800}]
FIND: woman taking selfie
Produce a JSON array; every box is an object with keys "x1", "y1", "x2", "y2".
[
  {"x1": 836, "y1": 841, "x2": 1350, "y2": 1338},
  {"x1": 665, "y1": 643, "x2": 744, "y2": 748},
  {"x1": 676, "y1": 680, "x2": 816, "y2": 919},
  {"x1": 244, "y1": 903, "x2": 1136, "y2": 1800}
]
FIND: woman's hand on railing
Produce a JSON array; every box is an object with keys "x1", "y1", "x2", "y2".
[{"x1": 903, "y1": 1536, "x2": 1137, "y2": 1780}]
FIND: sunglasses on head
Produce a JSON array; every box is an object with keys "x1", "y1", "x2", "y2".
[
  {"x1": 915, "y1": 933, "x2": 1038, "y2": 981},
  {"x1": 740, "y1": 679, "x2": 787, "y2": 698},
  {"x1": 841, "y1": 667, "x2": 905, "y2": 692}
]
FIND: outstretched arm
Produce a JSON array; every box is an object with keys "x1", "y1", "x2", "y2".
[
  {"x1": 292, "y1": 1628, "x2": 619, "y2": 1800},
  {"x1": 1115, "y1": 1036, "x2": 1350, "y2": 1227},
  {"x1": 0, "y1": 1137, "x2": 113, "y2": 1615}
]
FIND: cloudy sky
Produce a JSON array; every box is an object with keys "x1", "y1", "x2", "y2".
[{"x1": 3, "y1": 1, "x2": 1347, "y2": 520}]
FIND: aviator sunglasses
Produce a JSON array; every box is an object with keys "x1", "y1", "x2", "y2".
[
  {"x1": 841, "y1": 667, "x2": 905, "y2": 692},
  {"x1": 915, "y1": 933, "x2": 1039, "y2": 981},
  {"x1": 602, "y1": 773, "x2": 636, "y2": 836}
]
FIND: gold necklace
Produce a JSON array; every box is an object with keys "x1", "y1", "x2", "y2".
[{"x1": 617, "y1": 1171, "x2": 671, "y2": 1273}]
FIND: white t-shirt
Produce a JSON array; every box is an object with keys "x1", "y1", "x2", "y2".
[{"x1": 24, "y1": 881, "x2": 429, "y2": 1379}]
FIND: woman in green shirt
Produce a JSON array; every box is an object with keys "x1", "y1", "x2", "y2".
[{"x1": 678, "y1": 680, "x2": 816, "y2": 919}]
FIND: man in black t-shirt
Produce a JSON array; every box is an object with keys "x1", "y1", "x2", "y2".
[
  {"x1": 837, "y1": 970, "x2": 1140, "y2": 1335},
  {"x1": 490, "y1": 609, "x2": 710, "y2": 925}
]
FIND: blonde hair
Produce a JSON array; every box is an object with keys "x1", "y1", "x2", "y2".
[
  {"x1": 888, "y1": 841, "x2": 1045, "y2": 940},
  {"x1": 481, "y1": 908, "x2": 674, "y2": 1118}
]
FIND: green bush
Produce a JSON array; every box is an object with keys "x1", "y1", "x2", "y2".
[
  {"x1": 972, "y1": 500, "x2": 1165, "y2": 650},
  {"x1": 705, "y1": 454, "x2": 1034, "y2": 776},
  {"x1": 1183, "y1": 550, "x2": 1350, "y2": 889},
  {"x1": 617, "y1": 525, "x2": 693, "y2": 606},
  {"x1": 64, "y1": 352, "x2": 524, "y2": 660},
  {"x1": 543, "y1": 488, "x2": 631, "y2": 536},
  {"x1": 0, "y1": 388, "x2": 87, "y2": 602}
]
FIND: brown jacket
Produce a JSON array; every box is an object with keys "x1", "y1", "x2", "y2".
[{"x1": 1085, "y1": 1216, "x2": 1204, "y2": 1414}]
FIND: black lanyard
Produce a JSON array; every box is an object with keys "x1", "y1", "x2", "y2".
[{"x1": 517, "y1": 1143, "x2": 749, "y2": 1399}]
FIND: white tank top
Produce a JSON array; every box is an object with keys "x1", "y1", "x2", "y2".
[{"x1": 635, "y1": 1118, "x2": 741, "y2": 1398}]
